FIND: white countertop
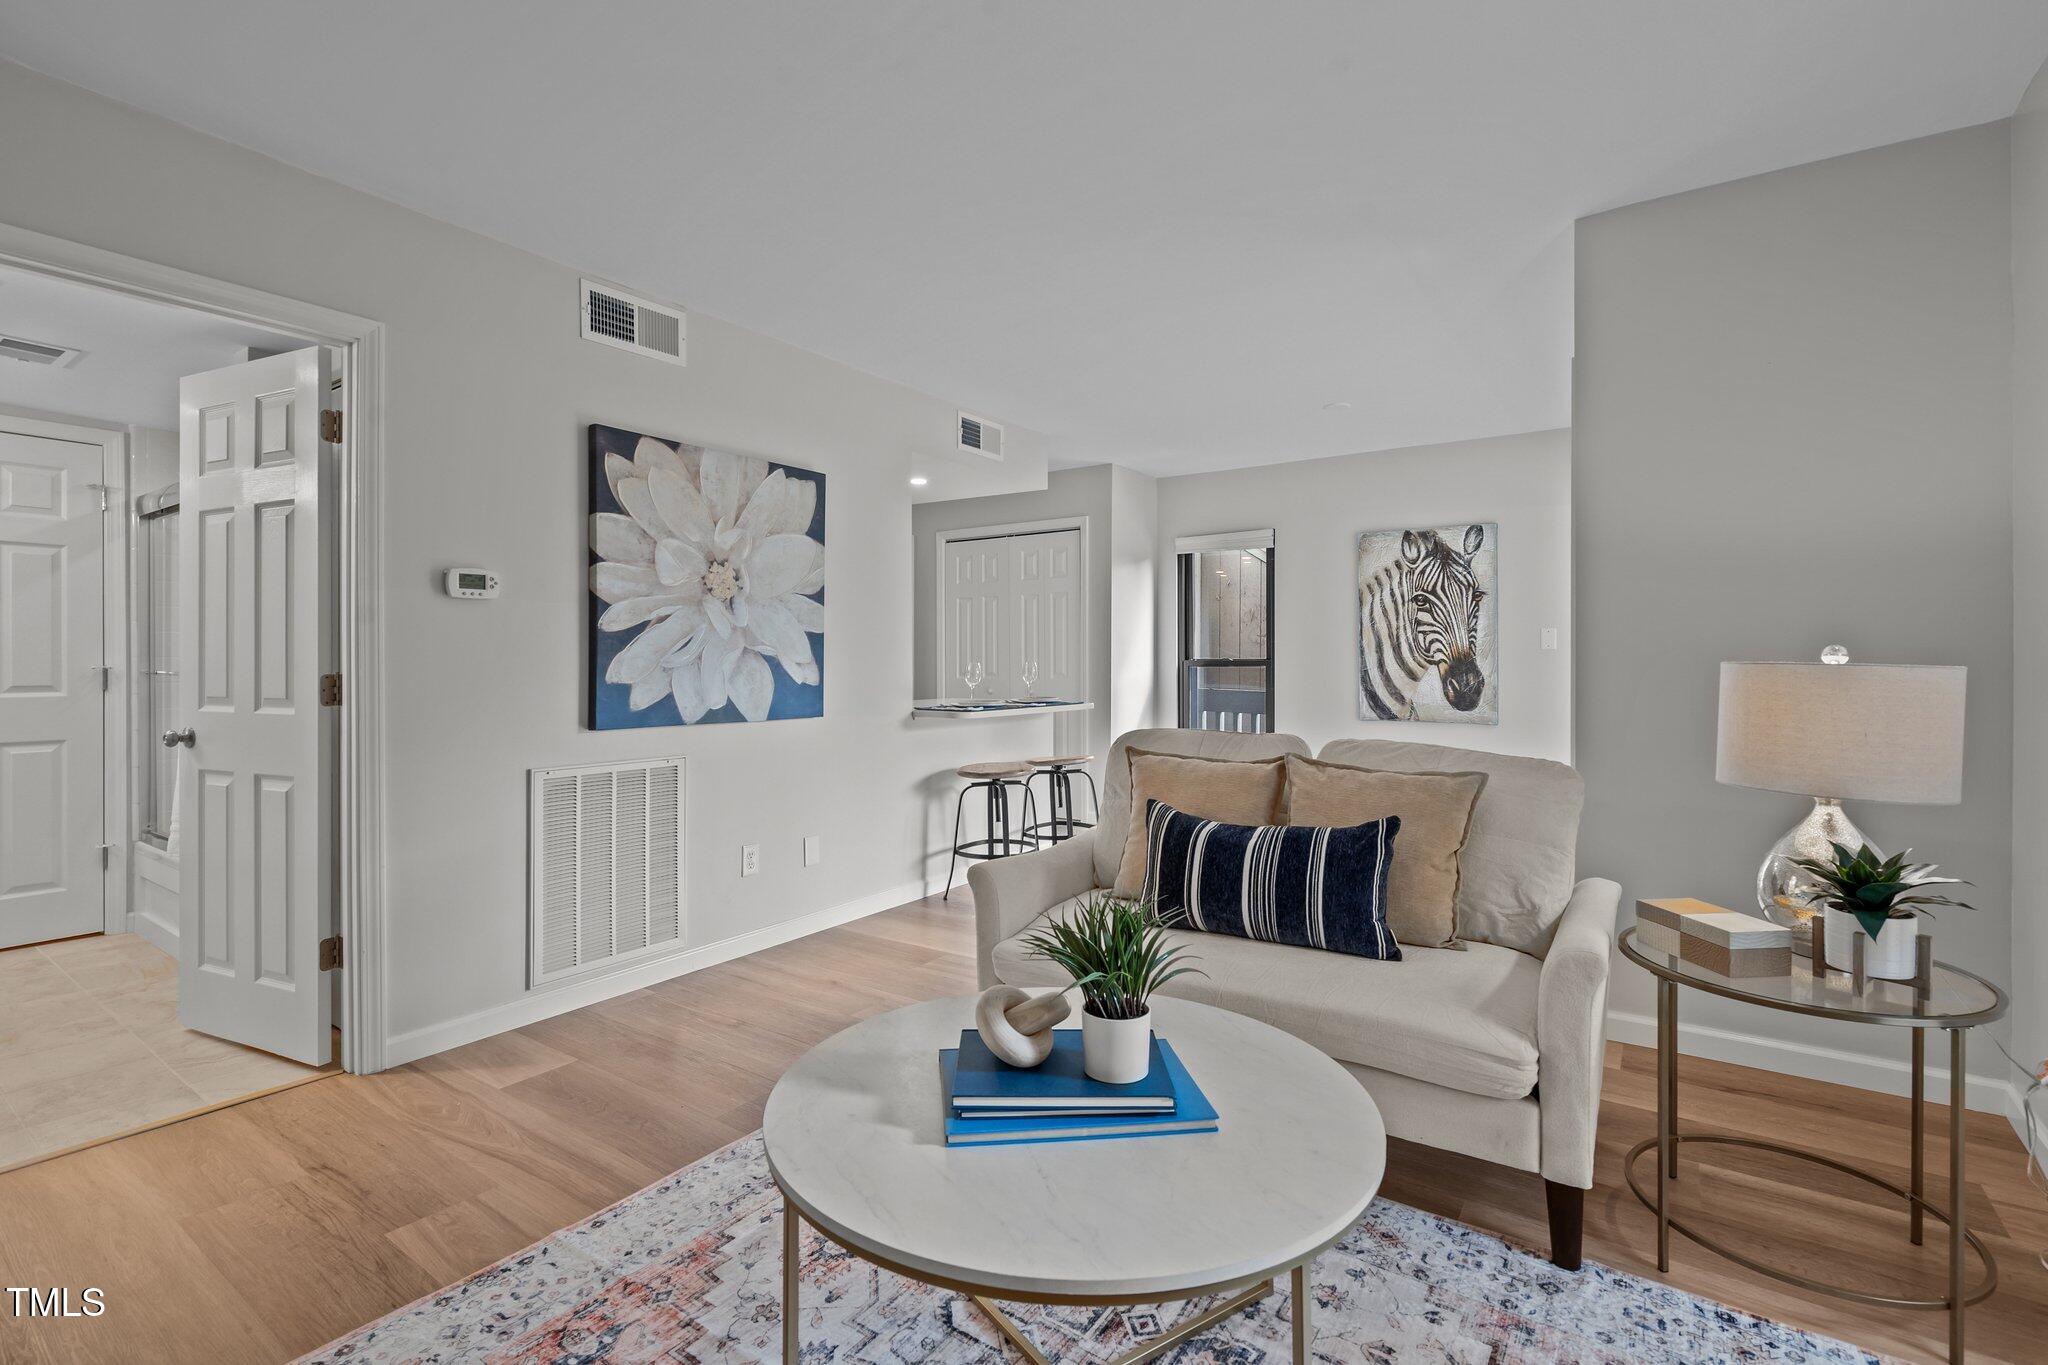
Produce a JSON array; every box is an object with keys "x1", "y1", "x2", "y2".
[{"x1": 910, "y1": 699, "x2": 1093, "y2": 718}]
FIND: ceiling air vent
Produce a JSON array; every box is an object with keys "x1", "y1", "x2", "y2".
[
  {"x1": 0, "y1": 335, "x2": 83, "y2": 368},
  {"x1": 957, "y1": 411, "x2": 1004, "y2": 460},
  {"x1": 580, "y1": 279, "x2": 686, "y2": 366}
]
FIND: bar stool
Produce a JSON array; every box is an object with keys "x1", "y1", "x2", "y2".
[
  {"x1": 944, "y1": 762, "x2": 1040, "y2": 900},
  {"x1": 1024, "y1": 755, "x2": 1099, "y2": 845}
]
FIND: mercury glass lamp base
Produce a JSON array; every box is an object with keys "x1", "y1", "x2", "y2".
[{"x1": 1757, "y1": 797, "x2": 1874, "y2": 954}]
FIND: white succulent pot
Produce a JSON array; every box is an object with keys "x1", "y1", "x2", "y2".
[
  {"x1": 1823, "y1": 907, "x2": 1920, "y2": 980},
  {"x1": 1081, "y1": 1006, "x2": 1153, "y2": 1084}
]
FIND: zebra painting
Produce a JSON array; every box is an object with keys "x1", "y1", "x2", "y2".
[{"x1": 1357, "y1": 522, "x2": 1499, "y2": 725}]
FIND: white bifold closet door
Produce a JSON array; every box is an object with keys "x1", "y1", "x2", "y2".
[
  {"x1": 176, "y1": 347, "x2": 335, "y2": 1066},
  {"x1": 940, "y1": 529, "x2": 1083, "y2": 702}
]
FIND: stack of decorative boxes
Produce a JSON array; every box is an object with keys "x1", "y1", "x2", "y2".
[{"x1": 1635, "y1": 898, "x2": 1793, "y2": 977}]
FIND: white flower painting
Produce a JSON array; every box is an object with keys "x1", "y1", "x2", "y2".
[{"x1": 589, "y1": 425, "x2": 825, "y2": 728}]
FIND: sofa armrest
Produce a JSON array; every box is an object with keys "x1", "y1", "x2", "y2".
[
  {"x1": 1536, "y1": 876, "x2": 1621, "y2": 1188},
  {"x1": 967, "y1": 837, "x2": 1096, "y2": 988}
]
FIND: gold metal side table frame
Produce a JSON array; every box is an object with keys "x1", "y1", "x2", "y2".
[
  {"x1": 775, "y1": 1179, "x2": 1325, "y2": 1365},
  {"x1": 1616, "y1": 927, "x2": 2007, "y2": 1364}
]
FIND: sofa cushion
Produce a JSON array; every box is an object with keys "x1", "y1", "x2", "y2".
[
  {"x1": 993, "y1": 894, "x2": 1541, "y2": 1101},
  {"x1": 1140, "y1": 802, "x2": 1401, "y2": 961},
  {"x1": 1282, "y1": 754, "x2": 1486, "y2": 949},
  {"x1": 1317, "y1": 738, "x2": 1582, "y2": 956},
  {"x1": 1112, "y1": 749, "x2": 1288, "y2": 898},
  {"x1": 1095, "y1": 729, "x2": 1310, "y2": 888}
]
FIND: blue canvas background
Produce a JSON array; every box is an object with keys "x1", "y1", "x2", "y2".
[{"x1": 588, "y1": 424, "x2": 826, "y2": 729}]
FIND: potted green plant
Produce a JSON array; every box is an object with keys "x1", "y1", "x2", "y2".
[
  {"x1": 1017, "y1": 894, "x2": 1202, "y2": 1083},
  {"x1": 1789, "y1": 841, "x2": 1971, "y2": 980}
]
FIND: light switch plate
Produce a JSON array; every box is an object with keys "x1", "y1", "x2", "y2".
[
  {"x1": 803, "y1": 835, "x2": 823, "y2": 867},
  {"x1": 1541, "y1": 627, "x2": 1559, "y2": 652}
]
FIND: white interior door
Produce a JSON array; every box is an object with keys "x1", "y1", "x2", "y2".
[
  {"x1": 176, "y1": 347, "x2": 333, "y2": 1065},
  {"x1": 940, "y1": 537, "x2": 1006, "y2": 698},
  {"x1": 1010, "y1": 529, "x2": 1082, "y2": 702},
  {"x1": 0, "y1": 425, "x2": 104, "y2": 949}
]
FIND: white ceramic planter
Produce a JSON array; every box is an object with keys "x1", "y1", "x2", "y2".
[
  {"x1": 1823, "y1": 906, "x2": 1920, "y2": 980},
  {"x1": 1081, "y1": 1006, "x2": 1153, "y2": 1084}
]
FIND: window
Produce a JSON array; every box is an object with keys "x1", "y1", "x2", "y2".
[
  {"x1": 137, "y1": 488, "x2": 179, "y2": 846},
  {"x1": 1176, "y1": 530, "x2": 1273, "y2": 732}
]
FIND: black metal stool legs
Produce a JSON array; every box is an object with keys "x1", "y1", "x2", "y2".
[{"x1": 944, "y1": 777, "x2": 1040, "y2": 900}]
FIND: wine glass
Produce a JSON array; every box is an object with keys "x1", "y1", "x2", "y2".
[
  {"x1": 963, "y1": 659, "x2": 985, "y2": 700},
  {"x1": 1020, "y1": 660, "x2": 1039, "y2": 699}
]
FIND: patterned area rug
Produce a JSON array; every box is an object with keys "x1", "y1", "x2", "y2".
[{"x1": 304, "y1": 1133, "x2": 1881, "y2": 1364}]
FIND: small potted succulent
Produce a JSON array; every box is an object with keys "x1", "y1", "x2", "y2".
[
  {"x1": 1789, "y1": 841, "x2": 1971, "y2": 980},
  {"x1": 1017, "y1": 894, "x2": 1202, "y2": 1083}
]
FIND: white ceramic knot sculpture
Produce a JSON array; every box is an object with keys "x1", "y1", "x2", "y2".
[{"x1": 973, "y1": 985, "x2": 1073, "y2": 1067}]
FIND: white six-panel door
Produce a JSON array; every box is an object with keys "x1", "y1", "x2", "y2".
[
  {"x1": 941, "y1": 537, "x2": 1007, "y2": 698},
  {"x1": 176, "y1": 348, "x2": 333, "y2": 1065},
  {"x1": 1011, "y1": 529, "x2": 1081, "y2": 701},
  {"x1": 0, "y1": 425, "x2": 104, "y2": 949}
]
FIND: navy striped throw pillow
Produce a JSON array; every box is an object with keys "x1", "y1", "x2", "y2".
[{"x1": 1139, "y1": 799, "x2": 1402, "y2": 961}]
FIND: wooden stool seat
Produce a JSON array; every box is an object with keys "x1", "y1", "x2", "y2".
[
  {"x1": 1027, "y1": 754, "x2": 1094, "y2": 768},
  {"x1": 956, "y1": 761, "x2": 1033, "y2": 780}
]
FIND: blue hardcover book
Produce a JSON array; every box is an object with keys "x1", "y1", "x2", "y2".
[
  {"x1": 940, "y1": 1040, "x2": 1218, "y2": 1147},
  {"x1": 950, "y1": 1029, "x2": 1175, "y2": 1111}
]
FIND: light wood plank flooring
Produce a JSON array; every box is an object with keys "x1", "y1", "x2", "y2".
[{"x1": 0, "y1": 893, "x2": 2041, "y2": 1363}]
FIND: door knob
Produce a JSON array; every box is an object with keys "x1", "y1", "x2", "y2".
[{"x1": 161, "y1": 729, "x2": 195, "y2": 748}]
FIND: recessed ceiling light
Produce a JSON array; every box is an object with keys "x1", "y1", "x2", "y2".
[
  {"x1": 1323, "y1": 401, "x2": 1353, "y2": 411},
  {"x1": 909, "y1": 476, "x2": 929, "y2": 486}
]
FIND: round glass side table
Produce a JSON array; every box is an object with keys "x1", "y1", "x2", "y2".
[{"x1": 1615, "y1": 926, "x2": 2007, "y2": 1364}]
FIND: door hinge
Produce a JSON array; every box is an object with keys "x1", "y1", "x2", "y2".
[
  {"x1": 319, "y1": 935, "x2": 344, "y2": 971},
  {"x1": 320, "y1": 408, "x2": 344, "y2": 444},
  {"x1": 320, "y1": 673, "x2": 343, "y2": 707},
  {"x1": 98, "y1": 844, "x2": 111, "y2": 870},
  {"x1": 93, "y1": 664, "x2": 111, "y2": 692},
  {"x1": 86, "y1": 482, "x2": 110, "y2": 513}
]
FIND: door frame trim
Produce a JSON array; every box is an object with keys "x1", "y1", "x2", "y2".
[
  {"x1": 0, "y1": 219, "x2": 389, "y2": 1074},
  {"x1": 0, "y1": 407, "x2": 126, "y2": 938}
]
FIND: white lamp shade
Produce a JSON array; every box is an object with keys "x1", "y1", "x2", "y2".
[{"x1": 1716, "y1": 661, "x2": 1966, "y2": 805}]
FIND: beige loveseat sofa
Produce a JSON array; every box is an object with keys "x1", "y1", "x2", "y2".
[{"x1": 967, "y1": 728, "x2": 1619, "y2": 1269}]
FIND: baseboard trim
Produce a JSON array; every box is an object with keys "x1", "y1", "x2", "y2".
[
  {"x1": 126, "y1": 908, "x2": 177, "y2": 957},
  {"x1": 382, "y1": 878, "x2": 927, "y2": 1068},
  {"x1": 1608, "y1": 1009, "x2": 2023, "y2": 1131}
]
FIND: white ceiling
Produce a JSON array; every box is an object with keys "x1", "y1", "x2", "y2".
[
  {"x1": 4, "y1": 3, "x2": 2045, "y2": 476},
  {"x1": 0, "y1": 264, "x2": 308, "y2": 430}
]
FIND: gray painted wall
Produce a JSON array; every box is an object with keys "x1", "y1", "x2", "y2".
[
  {"x1": 1576, "y1": 122, "x2": 2015, "y2": 1104},
  {"x1": 0, "y1": 60, "x2": 1057, "y2": 1054},
  {"x1": 1153, "y1": 430, "x2": 1573, "y2": 762},
  {"x1": 2013, "y1": 59, "x2": 2048, "y2": 1091}
]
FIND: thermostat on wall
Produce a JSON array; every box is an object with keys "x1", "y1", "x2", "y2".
[{"x1": 444, "y1": 568, "x2": 499, "y2": 599}]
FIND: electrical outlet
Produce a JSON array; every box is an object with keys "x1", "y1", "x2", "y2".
[
  {"x1": 1541, "y1": 627, "x2": 1559, "y2": 652},
  {"x1": 741, "y1": 843, "x2": 760, "y2": 877},
  {"x1": 803, "y1": 834, "x2": 823, "y2": 867}
]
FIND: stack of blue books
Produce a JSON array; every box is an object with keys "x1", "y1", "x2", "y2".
[{"x1": 939, "y1": 1029, "x2": 1219, "y2": 1147}]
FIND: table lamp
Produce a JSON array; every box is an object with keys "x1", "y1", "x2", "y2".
[{"x1": 1716, "y1": 649, "x2": 1966, "y2": 940}]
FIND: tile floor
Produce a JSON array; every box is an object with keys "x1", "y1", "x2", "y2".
[{"x1": 0, "y1": 933, "x2": 330, "y2": 1170}]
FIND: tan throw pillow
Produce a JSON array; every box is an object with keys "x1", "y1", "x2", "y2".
[
  {"x1": 1282, "y1": 754, "x2": 1486, "y2": 949},
  {"x1": 1113, "y1": 748, "x2": 1288, "y2": 899}
]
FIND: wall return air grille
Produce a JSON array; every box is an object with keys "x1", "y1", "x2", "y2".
[
  {"x1": 958, "y1": 411, "x2": 1004, "y2": 459},
  {"x1": 529, "y1": 757, "x2": 685, "y2": 988},
  {"x1": 580, "y1": 278, "x2": 686, "y2": 365}
]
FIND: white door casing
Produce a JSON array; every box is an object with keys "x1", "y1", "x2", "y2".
[
  {"x1": 177, "y1": 347, "x2": 334, "y2": 1065},
  {"x1": 0, "y1": 426, "x2": 105, "y2": 949}
]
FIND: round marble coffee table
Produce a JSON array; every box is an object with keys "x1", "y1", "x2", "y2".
[{"x1": 763, "y1": 995, "x2": 1386, "y2": 1364}]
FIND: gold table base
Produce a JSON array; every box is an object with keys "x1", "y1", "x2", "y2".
[
  {"x1": 1639, "y1": 975, "x2": 1997, "y2": 1363},
  {"x1": 780, "y1": 1200, "x2": 1312, "y2": 1364}
]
